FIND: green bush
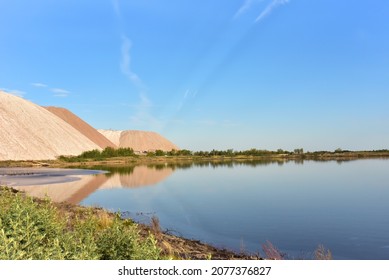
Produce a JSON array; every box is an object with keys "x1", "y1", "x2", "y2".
[
  {"x1": 155, "y1": 150, "x2": 166, "y2": 156},
  {"x1": 59, "y1": 147, "x2": 135, "y2": 162},
  {"x1": 80, "y1": 149, "x2": 102, "y2": 159},
  {"x1": 0, "y1": 187, "x2": 161, "y2": 260},
  {"x1": 97, "y1": 217, "x2": 160, "y2": 260}
]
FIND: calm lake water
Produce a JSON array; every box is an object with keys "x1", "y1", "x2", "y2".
[{"x1": 9, "y1": 159, "x2": 389, "y2": 259}]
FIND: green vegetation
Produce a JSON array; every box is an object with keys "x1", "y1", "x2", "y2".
[
  {"x1": 58, "y1": 147, "x2": 135, "y2": 162},
  {"x1": 57, "y1": 147, "x2": 389, "y2": 164},
  {"x1": 146, "y1": 148, "x2": 290, "y2": 157},
  {"x1": 0, "y1": 187, "x2": 161, "y2": 260},
  {"x1": 144, "y1": 148, "x2": 389, "y2": 159}
]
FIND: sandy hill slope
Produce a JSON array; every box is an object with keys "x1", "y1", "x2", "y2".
[
  {"x1": 97, "y1": 129, "x2": 122, "y2": 147},
  {"x1": 0, "y1": 91, "x2": 101, "y2": 160},
  {"x1": 98, "y1": 129, "x2": 179, "y2": 152},
  {"x1": 44, "y1": 106, "x2": 116, "y2": 149}
]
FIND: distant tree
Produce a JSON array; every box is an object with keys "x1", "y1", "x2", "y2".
[
  {"x1": 155, "y1": 150, "x2": 165, "y2": 156},
  {"x1": 116, "y1": 147, "x2": 135, "y2": 157},
  {"x1": 80, "y1": 149, "x2": 101, "y2": 159},
  {"x1": 167, "y1": 149, "x2": 177, "y2": 156},
  {"x1": 294, "y1": 148, "x2": 304, "y2": 154},
  {"x1": 101, "y1": 147, "x2": 116, "y2": 158},
  {"x1": 177, "y1": 149, "x2": 192, "y2": 156}
]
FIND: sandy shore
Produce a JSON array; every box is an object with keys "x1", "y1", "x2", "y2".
[{"x1": 0, "y1": 168, "x2": 105, "y2": 186}]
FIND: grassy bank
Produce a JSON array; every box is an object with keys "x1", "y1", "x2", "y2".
[
  {"x1": 0, "y1": 186, "x2": 258, "y2": 260},
  {"x1": 1, "y1": 148, "x2": 388, "y2": 168},
  {"x1": 41, "y1": 148, "x2": 389, "y2": 167},
  {"x1": 0, "y1": 186, "x2": 162, "y2": 260}
]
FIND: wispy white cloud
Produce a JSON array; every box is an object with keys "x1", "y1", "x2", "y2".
[
  {"x1": 177, "y1": 89, "x2": 198, "y2": 111},
  {"x1": 121, "y1": 36, "x2": 144, "y2": 89},
  {"x1": 51, "y1": 88, "x2": 70, "y2": 97},
  {"x1": 114, "y1": 0, "x2": 163, "y2": 130},
  {"x1": 51, "y1": 88, "x2": 70, "y2": 94},
  {"x1": 31, "y1": 82, "x2": 48, "y2": 88},
  {"x1": 184, "y1": 89, "x2": 198, "y2": 99},
  {"x1": 255, "y1": 0, "x2": 290, "y2": 22},
  {"x1": 53, "y1": 94, "x2": 68, "y2": 98},
  {"x1": 120, "y1": 35, "x2": 163, "y2": 129},
  {"x1": 0, "y1": 87, "x2": 26, "y2": 97},
  {"x1": 234, "y1": 0, "x2": 261, "y2": 19}
]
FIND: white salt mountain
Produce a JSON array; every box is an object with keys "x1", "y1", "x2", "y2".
[
  {"x1": 0, "y1": 90, "x2": 179, "y2": 160},
  {"x1": 0, "y1": 90, "x2": 101, "y2": 160},
  {"x1": 98, "y1": 129, "x2": 179, "y2": 152},
  {"x1": 43, "y1": 106, "x2": 116, "y2": 149}
]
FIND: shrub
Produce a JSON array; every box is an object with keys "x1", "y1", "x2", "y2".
[
  {"x1": 314, "y1": 244, "x2": 332, "y2": 260},
  {"x1": 80, "y1": 149, "x2": 102, "y2": 159},
  {"x1": 0, "y1": 187, "x2": 161, "y2": 260},
  {"x1": 58, "y1": 147, "x2": 135, "y2": 161}
]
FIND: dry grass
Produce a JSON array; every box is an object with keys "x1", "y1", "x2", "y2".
[
  {"x1": 262, "y1": 241, "x2": 284, "y2": 260},
  {"x1": 150, "y1": 216, "x2": 161, "y2": 237},
  {"x1": 314, "y1": 244, "x2": 332, "y2": 260}
]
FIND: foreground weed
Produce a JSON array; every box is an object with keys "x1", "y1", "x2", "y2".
[
  {"x1": 261, "y1": 241, "x2": 285, "y2": 260},
  {"x1": 0, "y1": 187, "x2": 162, "y2": 260},
  {"x1": 314, "y1": 244, "x2": 332, "y2": 260}
]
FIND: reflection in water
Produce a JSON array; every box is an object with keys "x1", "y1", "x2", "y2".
[
  {"x1": 14, "y1": 175, "x2": 106, "y2": 204},
  {"x1": 8, "y1": 160, "x2": 291, "y2": 204},
  {"x1": 12, "y1": 165, "x2": 174, "y2": 204},
  {"x1": 99, "y1": 166, "x2": 173, "y2": 189},
  {"x1": 7, "y1": 158, "x2": 380, "y2": 205}
]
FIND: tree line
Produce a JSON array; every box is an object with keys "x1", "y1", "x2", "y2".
[{"x1": 59, "y1": 147, "x2": 389, "y2": 161}]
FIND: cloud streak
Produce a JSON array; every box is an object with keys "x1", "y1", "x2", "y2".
[
  {"x1": 51, "y1": 88, "x2": 70, "y2": 97},
  {"x1": 114, "y1": 2, "x2": 164, "y2": 130},
  {"x1": 255, "y1": 0, "x2": 290, "y2": 22},
  {"x1": 234, "y1": 0, "x2": 267, "y2": 19},
  {"x1": 119, "y1": 35, "x2": 163, "y2": 129},
  {"x1": 120, "y1": 36, "x2": 144, "y2": 89},
  {"x1": 31, "y1": 82, "x2": 48, "y2": 88},
  {"x1": 234, "y1": 0, "x2": 255, "y2": 19},
  {"x1": 0, "y1": 88, "x2": 26, "y2": 97},
  {"x1": 30, "y1": 82, "x2": 71, "y2": 97},
  {"x1": 177, "y1": 89, "x2": 198, "y2": 111}
]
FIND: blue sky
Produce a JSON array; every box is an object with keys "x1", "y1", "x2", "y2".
[{"x1": 1, "y1": 0, "x2": 389, "y2": 151}]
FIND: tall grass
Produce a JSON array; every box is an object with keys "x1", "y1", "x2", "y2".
[{"x1": 0, "y1": 187, "x2": 161, "y2": 260}]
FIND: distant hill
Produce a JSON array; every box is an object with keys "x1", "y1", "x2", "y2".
[
  {"x1": 0, "y1": 91, "x2": 100, "y2": 160},
  {"x1": 98, "y1": 129, "x2": 179, "y2": 152},
  {"x1": 44, "y1": 106, "x2": 116, "y2": 149}
]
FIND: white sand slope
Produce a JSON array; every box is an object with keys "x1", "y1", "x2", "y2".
[
  {"x1": 98, "y1": 129, "x2": 179, "y2": 152},
  {"x1": 0, "y1": 91, "x2": 101, "y2": 160},
  {"x1": 97, "y1": 129, "x2": 123, "y2": 147}
]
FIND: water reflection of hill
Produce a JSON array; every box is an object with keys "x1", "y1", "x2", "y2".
[
  {"x1": 11, "y1": 158, "x2": 363, "y2": 204},
  {"x1": 13, "y1": 165, "x2": 174, "y2": 204},
  {"x1": 98, "y1": 166, "x2": 173, "y2": 189}
]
